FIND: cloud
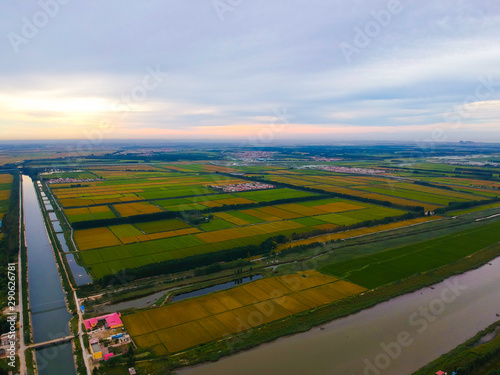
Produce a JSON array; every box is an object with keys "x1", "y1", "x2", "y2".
[{"x1": 1, "y1": 0, "x2": 500, "y2": 141}]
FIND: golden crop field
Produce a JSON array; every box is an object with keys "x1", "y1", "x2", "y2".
[
  {"x1": 199, "y1": 197, "x2": 254, "y2": 207},
  {"x1": 213, "y1": 212, "x2": 249, "y2": 225},
  {"x1": 277, "y1": 216, "x2": 440, "y2": 251},
  {"x1": 123, "y1": 271, "x2": 366, "y2": 354},
  {"x1": 74, "y1": 227, "x2": 122, "y2": 250},
  {"x1": 121, "y1": 227, "x2": 201, "y2": 244},
  {"x1": 0, "y1": 191, "x2": 11, "y2": 200},
  {"x1": 257, "y1": 206, "x2": 303, "y2": 219},
  {"x1": 114, "y1": 202, "x2": 163, "y2": 217},
  {"x1": 0, "y1": 174, "x2": 13, "y2": 184},
  {"x1": 195, "y1": 220, "x2": 304, "y2": 243}
]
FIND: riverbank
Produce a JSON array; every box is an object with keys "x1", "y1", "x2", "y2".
[{"x1": 413, "y1": 320, "x2": 500, "y2": 374}]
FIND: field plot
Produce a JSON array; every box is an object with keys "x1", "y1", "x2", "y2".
[
  {"x1": 320, "y1": 220, "x2": 500, "y2": 289},
  {"x1": 74, "y1": 227, "x2": 122, "y2": 250},
  {"x1": 64, "y1": 206, "x2": 116, "y2": 223},
  {"x1": 123, "y1": 271, "x2": 366, "y2": 354},
  {"x1": 265, "y1": 172, "x2": 491, "y2": 212},
  {"x1": 135, "y1": 218, "x2": 191, "y2": 233},
  {"x1": 113, "y1": 202, "x2": 163, "y2": 217}
]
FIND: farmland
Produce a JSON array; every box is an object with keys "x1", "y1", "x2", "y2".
[
  {"x1": 320, "y1": 220, "x2": 500, "y2": 289},
  {"x1": 49, "y1": 158, "x2": 500, "y2": 282},
  {"x1": 122, "y1": 270, "x2": 366, "y2": 354},
  {"x1": 262, "y1": 172, "x2": 494, "y2": 212},
  {"x1": 74, "y1": 197, "x2": 409, "y2": 279}
]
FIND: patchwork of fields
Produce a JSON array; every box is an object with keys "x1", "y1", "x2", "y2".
[
  {"x1": 320, "y1": 220, "x2": 500, "y2": 289},
  {"x1": 122, "y1": 270, "x2": 366, "y2": 354},
  {"x1": 53, "y1": 173, "x2": 250, "y2": 208},
  {"x1": 75, "y1": 197, "x2": 408, "y2": 278},
  {"x1": 263, "y1": 173, "x2": 493, "y2": 212}
]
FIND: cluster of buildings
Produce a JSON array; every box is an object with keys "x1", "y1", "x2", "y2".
[
  {"x1": 311, "y1": 157, "x2": 343, "y2": 162},
  {"x1": 302, "y1": 165, "x2": 384, "y2": 175},
  {"x1": 209, "y1": 182, "x2": 275, "y2": 193},
  {"x1": 231, "y1": 151, "x2": 277, "y2": 161},
  {"x1": 83, "y1": 312, "x2": 132, "y2": 362}
]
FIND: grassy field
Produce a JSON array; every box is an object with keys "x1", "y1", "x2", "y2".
[
  {"x1": 320, "y1": 220, "x2": 500, "y2": 289},
  {"x1": 122, "y1": 271, "x2": 366, "y2": 354}
]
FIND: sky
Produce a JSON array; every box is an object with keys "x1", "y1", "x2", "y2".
[{"x1": 1, "y1": 0, "x2": 500, "y2": 143}]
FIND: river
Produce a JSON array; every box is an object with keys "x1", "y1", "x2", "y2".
[
  {"x1": 23, "y1": 176, "x2": 76, "y2": 375},
  {"x1": 180, "y1": 256, "x2": 500, "y2": 375}
]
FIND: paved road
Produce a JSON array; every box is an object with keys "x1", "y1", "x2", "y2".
[{"x1": 74, "y1": 291, "x2": 92, "y2": 375}]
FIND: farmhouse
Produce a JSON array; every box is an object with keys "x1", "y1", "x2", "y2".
[{"x1": 84, "y1": 312, "x2": 123, "y2": 331}]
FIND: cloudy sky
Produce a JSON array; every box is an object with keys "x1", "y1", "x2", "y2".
[{"x1": 1, "y1": 0, "x2": 500, "y2": 142}]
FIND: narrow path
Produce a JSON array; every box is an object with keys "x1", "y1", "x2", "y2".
[{"x1": 74, "y1": 291, "x2": 92, "y2": 375}]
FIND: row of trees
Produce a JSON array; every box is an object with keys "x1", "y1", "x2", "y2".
[{"x1": 434, "y1": 197, "x2": 500, "y2": 214}]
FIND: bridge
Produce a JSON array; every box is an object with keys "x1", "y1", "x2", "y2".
[{"x1": 27, "y1": 335, "x2": 75, "y2": 350}]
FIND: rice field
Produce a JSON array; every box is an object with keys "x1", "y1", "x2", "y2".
[
  {"x1": 123, "y1": 271, "x2": 366, "y2": 354},
  {"x1": 320, "y1": 220, "x2": 500, "y2": 289},
  {"x1": 64, "y1": 205, "x2": 116, "y2": 223}
]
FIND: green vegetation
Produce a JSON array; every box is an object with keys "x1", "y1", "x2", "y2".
[{"x1": 320, "y1": 220, "x2": 500, "y2": 289}]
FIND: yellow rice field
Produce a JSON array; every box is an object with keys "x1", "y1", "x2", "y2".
[
  {"x1": 114, "y1": 202, "x2": 163, "y2": 217},
  {"x1": 123, "y1": 271, "x2": 366, "y2": 354},
  {"x1": 195, "y1": 220, "x2": 304, "y2": 243},
  {"x1": 74, "y1": 227, "x2": 122, "y2": 250},
  {"x1": 0, "y1": 174, "x2": 13, "y2": 184}
]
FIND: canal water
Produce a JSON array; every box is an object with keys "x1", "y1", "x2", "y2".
[
  {"x1": 23, "y1": 176, "x2": 76, "y2": 375},
  {"x1": 172, "y1": 275, "x2": 263, "y2": 302},
  {"x1": 180, "y1": 256, "x2": 500, "y2": 375},
  {"x1": 56, "y1": 233, "x2": 92, "y2": 286},
  {"x1": 98, "y1": 275, "x2": 263, "y2": 314}
]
